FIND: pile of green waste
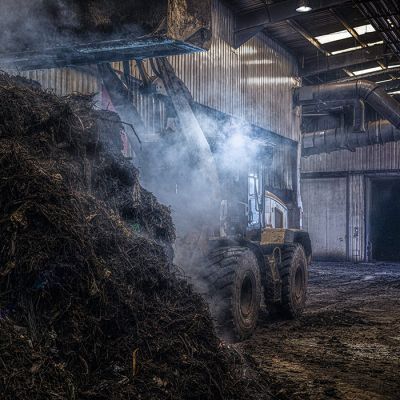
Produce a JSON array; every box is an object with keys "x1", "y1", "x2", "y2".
[{"x1": 0, "y1": 73, "x2": 270, "y2": 400}]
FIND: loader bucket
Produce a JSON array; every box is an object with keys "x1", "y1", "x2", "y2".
[{"x1": 0, "y1": 0, "x2": 212, "y2": 70}]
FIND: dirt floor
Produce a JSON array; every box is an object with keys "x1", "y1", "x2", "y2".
[{"x1": 241, "y1": 262, "x2": 400, "y2": 400}]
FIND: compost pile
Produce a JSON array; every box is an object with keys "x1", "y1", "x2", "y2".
[{"x1": 0, "y1": 73, "x2": 270, "y2": 400}]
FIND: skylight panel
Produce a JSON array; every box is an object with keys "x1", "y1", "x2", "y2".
[
  {"x1": 315, "y1": 24, "x2": 376, "y2": 46},
  {"x1": 352, "y1": 66, "x2": 383, "y2": 76},
  {"x1": 354, "y1": 24, "x2": 375, "y2": 35},
  {"x1": 330, "y1": 41, "x2": 383, "y2": 56},
  {"x1": 368, "y1": 41, "x2": 384, "y2": 46},
  {"x1": 331, "y1": 46, "x2": 362, "y2": 55},
  {"x1": 315, "y1": 30, "x2": 351, "y2": 44}
]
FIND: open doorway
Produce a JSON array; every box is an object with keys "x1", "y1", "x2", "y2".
[{"x1": 369, "y1": 177, "x2": 400, "y2": 262}]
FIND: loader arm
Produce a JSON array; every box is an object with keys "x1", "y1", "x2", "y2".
[
  {"x1": 97, "y1": 63, "x2": 146, "y2": 165},
  {"x1": 153, "y1": 58, "x2": 220, "y2": 197}
]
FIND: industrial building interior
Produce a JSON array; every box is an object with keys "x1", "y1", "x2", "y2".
[{"x1": 0, "y1": 0, "x2": 399, "y2": 399}]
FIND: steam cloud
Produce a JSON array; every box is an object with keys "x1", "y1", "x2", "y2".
[{"x1": 136, "y1": 103, "x2": 270, "y2": 295}]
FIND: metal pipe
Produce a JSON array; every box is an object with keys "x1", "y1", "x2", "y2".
[
  {"x1": 295, "y1": 79, "x2": 400, "y2": 129},
  {"x1": 353, "y1": 99, "x2": 366, "y2": 132},
  {"x1": 303, "y1": 98, "x2": 365, "y2": 131},
  {"x1": 302, "y1": 119, "x2": 400, "y2": 156}
]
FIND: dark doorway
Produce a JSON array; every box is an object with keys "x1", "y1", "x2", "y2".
[{"x1": 369, "y1": 178, "x2": 400, "y2": 262}]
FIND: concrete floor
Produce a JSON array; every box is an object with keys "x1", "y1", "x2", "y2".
[{"x1": 241, "y1": 262, "x2": 400, "y2": 400}]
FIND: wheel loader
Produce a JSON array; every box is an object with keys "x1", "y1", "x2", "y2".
[
  {"x1": 0, "y1": 0, "x2": 312, "y2": 342},
  {"x1": 99, "y1": 57, "x2": 312, "y2": 341}
]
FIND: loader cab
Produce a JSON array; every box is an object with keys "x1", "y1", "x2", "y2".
[
  {"x1": 264, "y1": 192, "x2": 288, "y2": 229},
  {"x1": 247, "y1": 162, "x2": 288, "y2": 231},
  {"x1": 218, "y1": 135, "x2": 274, "y2": 238}
]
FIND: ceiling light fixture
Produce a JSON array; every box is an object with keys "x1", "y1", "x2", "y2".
[{"x1": 296, "y1": 0, "x2": 312, "y2": 12}]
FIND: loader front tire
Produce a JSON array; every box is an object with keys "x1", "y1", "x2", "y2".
[
  {"x1": 203, "y1": 247, "x2": 261, "y2": 341},
  {"x1": 275, "y1": 243, "x2": 308, "y2": 318}
]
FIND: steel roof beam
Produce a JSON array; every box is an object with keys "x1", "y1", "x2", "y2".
[
  {"x1": 301, "y1": 44, "x2": 388, "y2": 77},
  {"x1": 287, "y1": 19, "x2": 354, "y2": 78},
  {"x1": 331, "y1": 8, "x2": 389, "y2": 73},
  {"x1": 382, "y1": 78, "x2": 400, "y2": 92},
  {"x1": 328, "y1": 66, "x2": 400, "y2": 82},
  {"x1": 234, "y1": 0, "x2": 351, "y2": 48}
]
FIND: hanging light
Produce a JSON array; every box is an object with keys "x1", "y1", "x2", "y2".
[{"x1": 296, "y1": 0, "x2": 312, "y2": 12}]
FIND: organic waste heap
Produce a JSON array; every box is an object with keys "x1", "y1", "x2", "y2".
[{"x1": 0, "y1": 73, "x2": 269, "y2": 400}]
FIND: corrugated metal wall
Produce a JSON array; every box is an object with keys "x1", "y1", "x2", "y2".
[
  {"x1": 301, "y1": 142, "x2": 400, "y2": 173},
  {"x1": 266, "y1": 146, "x2": 296, "y2": 191},
  {"x1": 348, "y1": 174, "x2": 365, "y2": 262},
  {"x1": 302, "y1": 177, "x2": 348, "y2": 260},
  {"x1": 121, "y1": 0, "x2": 299, "y2": 142},
  {"x1": 169, "y1": 0, "x2": 300, "y2": 141},
  {"x1": 301, "y1": 173, "x2": 366, "y2": 262},
  {"x1": 17, "y1": 68, "x2": 99, "y2": 96},
  {"x1": 300, "y1": 120, "x2": 400, "y2": 262},
  {"x1": 122, "y1": 0, "x2": 300, "y2": 191}
]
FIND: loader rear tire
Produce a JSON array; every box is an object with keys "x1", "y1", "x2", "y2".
[
  {"x1": 271, "y1": 243, "x2": 308, "y2": 319},
  {"x1": 203, "y1": 247, "x2": 261, "y2": 341}
]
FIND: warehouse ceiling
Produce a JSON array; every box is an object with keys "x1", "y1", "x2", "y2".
[{"x1": 225, "y1": 0, "x2": 400, "y2": 92}]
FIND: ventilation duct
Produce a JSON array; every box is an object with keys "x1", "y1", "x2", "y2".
[
  {"x1": 296, "y1": 79, "x2": 400, "y2": 155},
  {"x1": 295, "y1": 80, "x2": 400, "y2": 129},
  {"x1": 302, "y1": 119, "x2": 400, "y2": 156}
]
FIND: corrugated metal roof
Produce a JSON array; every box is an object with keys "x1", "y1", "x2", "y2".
[
  {"x1": 264, "y1": 6, "x2": 373, "y2": 60},
  {"x1": 224, "y1": 0, "x2": 268, "y2": 14},
  {"x1": 264, "y1": 21, "x2": 318, "y2": 59},
  {"x1": 294, "y1": 6, "x2": 368, "y2": 37},
  {"x1": 294, "y1": 9, "x2": 344, "y2": 37},
  {"x1": 226, "y1": 0, "x2": 398, "y2": 84}
]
